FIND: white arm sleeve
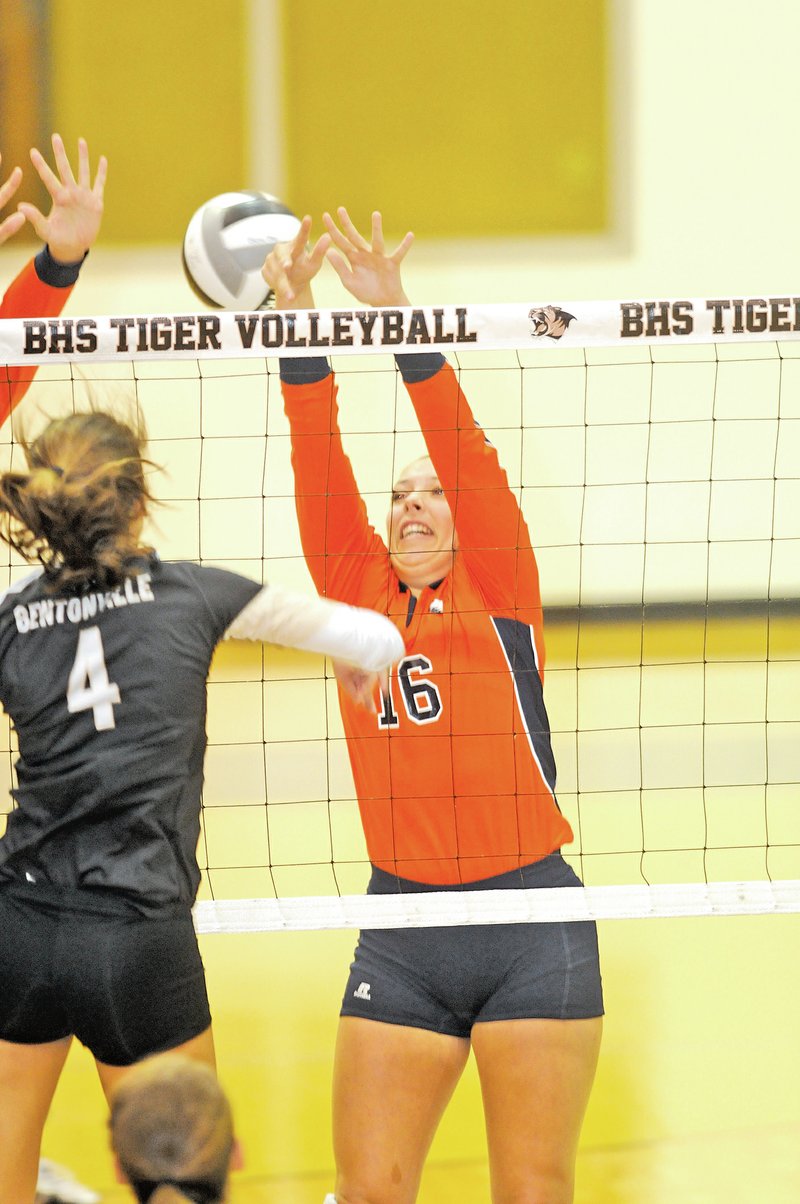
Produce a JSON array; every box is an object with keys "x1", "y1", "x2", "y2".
[{"x1": 224, "y1": 583, "x2": 404, "y2": 672}]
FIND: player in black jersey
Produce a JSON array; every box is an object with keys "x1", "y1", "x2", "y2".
[{"x1": 0, "y1": 409, "x2": 404, "y2": 1203}]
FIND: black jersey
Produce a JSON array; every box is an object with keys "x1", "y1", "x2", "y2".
[{"x1": 0, "y1": 557, "x2": 260, "y2": 913}]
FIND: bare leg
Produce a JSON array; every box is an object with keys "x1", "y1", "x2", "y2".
[
  {"x1": 333, "y1": 1017, "x2": 470, "y2": 1204},
  {"x1": 472, "y1": 1016, "x2": 602, "y2": 1204},
  {"x1": 94, "y1": 1024, "x2": 216, "y2": 1103},
  {"x1": 0, "y1": 1035, "x2": 72, "y2": 1204}
]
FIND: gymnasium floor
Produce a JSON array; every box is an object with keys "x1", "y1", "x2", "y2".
[{"x1": 96, "y1": 1127, "x2": 800, "y2": 1204}]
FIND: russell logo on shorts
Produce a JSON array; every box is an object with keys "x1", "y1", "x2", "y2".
[{"x1": 353, "y1": 981, "x2": 371, "y2": 1001}]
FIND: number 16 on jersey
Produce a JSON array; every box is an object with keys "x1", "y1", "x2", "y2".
[{"x1": 377, "y1": 655, "x2": 442, "y2": 728}]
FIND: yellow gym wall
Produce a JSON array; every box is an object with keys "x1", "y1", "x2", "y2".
[
  {"x1": 48, "y1": 0, "x2": 249, "y2": 243},
  {"x1": 42, "y1": 0, "x2": 608, "y2": 244},
  {"x1": 0, "y1": 0, "x2": 49, "y2": 220},
  {"x1": 281, "y1": 0, "x2": 608, "y2": 237}
]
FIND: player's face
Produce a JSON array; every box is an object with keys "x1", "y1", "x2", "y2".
[{"x1": 387, "y1": 457, "x2": 457, "y2": 589}]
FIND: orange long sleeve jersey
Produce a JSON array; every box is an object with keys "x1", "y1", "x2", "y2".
[
  {"x1": 0, "y1": 249, "x2": 83, "y2": 427},
  {"x1": 281, "y1": 352, "x2": 573, "y2": 884}
]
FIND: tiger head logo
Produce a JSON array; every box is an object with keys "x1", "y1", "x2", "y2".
[{"x1": 529, "y1": 305, "x2": 576, "y2": 341}]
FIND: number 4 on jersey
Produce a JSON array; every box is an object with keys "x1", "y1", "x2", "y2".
[{"x1": 67, "y1": 626, "x2": 121, "y2": 731}]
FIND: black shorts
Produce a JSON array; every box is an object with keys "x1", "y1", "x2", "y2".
[
  {"x1": 340, "y1": 853, "x2": 603, "y2": 1037},
  {"x1": 0, "y1": 882, "x2": 211, "y2": 1066}
]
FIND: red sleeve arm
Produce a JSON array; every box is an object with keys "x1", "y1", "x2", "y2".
[
  {"x1": 398, "y1": 354, "x2": 542, "y2": 615},
  {"x1": 281, "y1": 359, "x2": 391, "y2": 607},
  {"x1": 0, "y1": 250, "x2": 84, "y2": 427}
]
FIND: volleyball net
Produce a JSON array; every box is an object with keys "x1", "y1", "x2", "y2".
[{"x1": 0, "y1": 296, "x2": 798, "y2": 928}]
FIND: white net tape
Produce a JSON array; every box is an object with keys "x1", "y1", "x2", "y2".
[
  {"x1": 195, "y1": 879, "x2": 800, "y2": 933},
  {"x1": 3, "y1": 294, "x2": 800, "y2": 364}
]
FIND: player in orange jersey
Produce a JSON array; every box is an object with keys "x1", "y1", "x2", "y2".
[
  {"x1": 0, "y1": 133, "x2": 107, "y2": 429},
  {"x1": 264, "y1": 211, "x2": 603, "y2": 1204}
]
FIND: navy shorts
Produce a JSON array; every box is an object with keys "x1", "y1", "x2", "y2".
[
  {"x1": 0, "y1": 882, "x2": 211, "y2": 1066},
  {"x1": 340, "y1": 853, "x2": 603, "y2": 1037}
]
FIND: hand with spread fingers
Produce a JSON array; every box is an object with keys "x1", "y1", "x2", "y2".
[
  {"x1": 260, "y1": 214, "x2": 331, "y2": 309},
  {"x1": 323, "y1": 206, "x2": 413, "y2": 308},
  {"x1": 16, "y1": 133, "x2": 107, "y2": 265},
  {"x1": 0, "y1": 154, "x2": 25, "y2": 245}
]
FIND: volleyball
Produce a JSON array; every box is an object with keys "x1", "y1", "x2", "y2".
[{"x1": 182, "y1": 190, "x2": 301, "y2": 310}]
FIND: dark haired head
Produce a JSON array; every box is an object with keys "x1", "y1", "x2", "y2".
[
  {"x1": 0, "y1": 410, "x2": 156, "y2": 591},
  {"x1": 109, "y1": 1057, "x2": 234, "y2": 1204}
]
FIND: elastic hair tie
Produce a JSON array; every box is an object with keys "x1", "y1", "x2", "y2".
[{"x1": 136, "y1": 1176, "x2": 221, "y2": 1204}]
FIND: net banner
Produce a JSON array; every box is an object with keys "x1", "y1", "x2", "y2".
[
  {"x1": 193, "y1": 880, "x2": 800, "y2": 933},
  {"x1": 2, "y1": 295, "x2": 800, "y2": 364}
]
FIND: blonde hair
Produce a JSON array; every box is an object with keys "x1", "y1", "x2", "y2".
[
  {"x1": 109, "y1": 1057, "x2": 234, "y2": 1204},
  {"x1": 0, "y1": 410, "x2": 155, "y2": 592}
]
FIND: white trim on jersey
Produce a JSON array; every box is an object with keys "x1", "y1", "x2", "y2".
[
  {"x1": 224, "y1": 582, "x2": 404, "y2": 673},
  {"x1": 0, "y1": 567, "x2": 44, "y2": 610}
]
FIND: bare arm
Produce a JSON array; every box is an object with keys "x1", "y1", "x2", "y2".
[{"x1": 225, "y1": 581, "x2": 403, "y2": 710}]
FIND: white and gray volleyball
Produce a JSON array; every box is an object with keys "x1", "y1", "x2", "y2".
[{"x1": 182, "y1": 191, "x2": 301, "y2": 309}]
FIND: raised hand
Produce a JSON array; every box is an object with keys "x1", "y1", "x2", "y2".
[
  {"x1": 0, "y1": 154, "x2": 25, "y2": 245},
  {"x1": 17, "y1": 133, "x2": 107, "y2": 264},
  {"x1": 324, "y1": 207, "x2": 413, "y2": 307},
  {"x1": 261, "y1": 215, "x2": 331, "y2": 308}
]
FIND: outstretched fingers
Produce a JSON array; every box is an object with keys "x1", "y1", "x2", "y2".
[
  {"x1": 29, "y1": 134, "x2": 107, "y2": 201},
  {"x1": 0, "y1": 155, "x2": 25, "y2": 244},
  {"x1": 321, "y1": 206, "x2": 413, "y2": 306},
  {"x1": 324, "y1": 246, "x2": 354, "y2": 289},
  {"x1": 76, "y1": 135, "x2": 90, "y2": 189},
  {"x1": 91, "y1": 148, "x2": 108, "y2": 201},
  {"x1": 0, "y1": 210, "x2": 26, "y2": 244},
  {"x1": 0, "y1": 158, "x2": 23, "y2": 211},
  {"x1": 14, "y1": 199, "x2": 46, "y2": 241},
  {"x1": 370, "y1": 210, "x2": 385, "y2": 255},
  {"x1": 50, "y1": 132, "x2": 76, "y2": 187},
  {"x1": 263, "y1": 258, "x2": 290, "y2": 300},
  {"x1": 261, "y1": 214, "x2": 330, "y2": 304},
  {"x1": 28, "y1": 145, "x2": 62, "y2": 199},
  {"x1": 322, "y1": 208, "x2": 356, "y2": 257},
  {"x1": 325, "y1": 206, "x2": 414, "y2": 263},
  {"x1": 16, "y1": 134, "x2": 106, "y2": 260},
  {"x1": 0, "y1": 157, "x2": 22, "y2": 199},
  {"x1": 305, "y1": 229, "x2": 332, "y2": 274},
  {"x1": 390, "y1": 228, "x2": 415, "y2": 264},
  {"x1": 334, "y1": 205, "x2": 372, "y2": 251},
  {"x1": 290, "y1": 214, "x2": 314, "y2": 257}
]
